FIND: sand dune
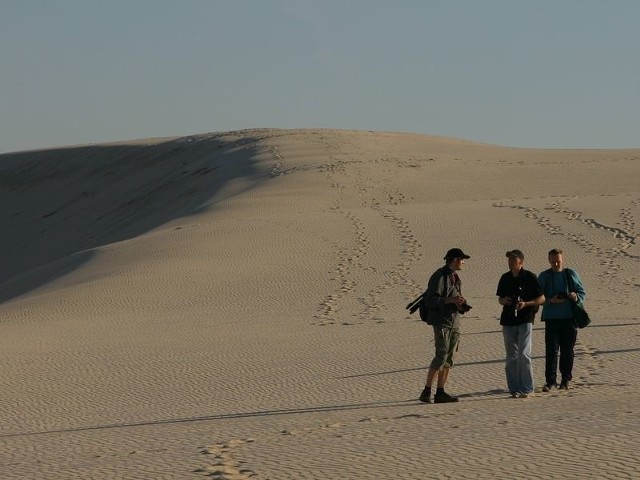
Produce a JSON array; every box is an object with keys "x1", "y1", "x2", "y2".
[{"x1": 0, "y1": 129, "x2": 639, "y2": 479}]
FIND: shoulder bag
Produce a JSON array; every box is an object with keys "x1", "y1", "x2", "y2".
[{"x1": 565, "y1": 269, "x2": 591, "y2": 328}]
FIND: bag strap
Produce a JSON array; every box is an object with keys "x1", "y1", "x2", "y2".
[
  {"x1": 428, "y1": 266, "x2": 449, "y2": 300},
  {"x1": 549, "y1": 270, "x2": 553, "y2": 293},
  {"x1": 425, "y1": 266, "x2": 450, "y2": 302},
  {"x1": 443, "y1": 266, "x2": 451, "y2": 297},
  {"x1": 564, "y1": 268, "x2": 575, "y2": 293}
]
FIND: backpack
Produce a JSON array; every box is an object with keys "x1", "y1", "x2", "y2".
[
  {"x1": 406, "y1": 268, "x2": 448, "y2": 325},
  {"x1": 418, "y1": 297, "x2": 433, "y2": 324}
]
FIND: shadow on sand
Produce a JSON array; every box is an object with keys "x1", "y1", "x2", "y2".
[
  {"x1": 0, "y1": 397, "x2": 419, "y2": 439},
  {"x1": 0, "y1": 130, "x2": 277, "y2": 305},
  {"x1": 340, "y1": 334, "x2": 640, "y2": 379}
]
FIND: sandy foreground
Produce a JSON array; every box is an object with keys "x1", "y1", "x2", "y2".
[{"x1": 0, "y1": 128, "x2": 639, "y2": 479}]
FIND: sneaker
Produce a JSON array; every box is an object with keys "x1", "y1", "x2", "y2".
[
  {"x1": 434, "y1": 391, "x2": 459, "y2": 403},
  {"x1": 542, "y1": 383, "x2": 555, "y2": 392},
  {"x1": 559, "y1": 380, "x2": 570, "y2": 390},
  {"x1": 419, "y1": 387, "x2": 432, "y2": 403},
  {"x1": 510, "y1": 392, "x2": 519, "y2": 398},
  {"x1": 518, "y1": 392, "x2": 534, "y2": 398}
]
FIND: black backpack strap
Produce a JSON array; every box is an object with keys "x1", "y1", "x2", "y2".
[{"x1": 564, "y1": 268, "x2": 575, "y2": 292}]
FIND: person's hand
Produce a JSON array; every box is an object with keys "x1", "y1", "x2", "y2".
[
  {"x1": 447, "y1": 296, "x2": 466, "y2": 308},
  {"x1": 569, "y1": 292, "x2": 578, "y2": 302}
]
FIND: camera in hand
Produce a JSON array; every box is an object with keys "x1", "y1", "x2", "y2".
[
  {"x1": 458, "y1": 303, "x2": 473, "y2": 314},
  {"x1": 511, "y1": 296, "x2": 521, "y2": 317},
  {"x1": 512, "y1": 286, "x2": 523, "y2": 317}
]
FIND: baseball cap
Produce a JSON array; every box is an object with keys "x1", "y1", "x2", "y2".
[
  {"x1": 444, "y1": 248, "x2": 470, "y2": 260},
  {"x1": 506, "y1": 249, "x2": 524, "y2": 260}
]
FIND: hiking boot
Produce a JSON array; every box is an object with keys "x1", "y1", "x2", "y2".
[
  {"x1": 419, "y1": 387, "x2": 432, "y2": 403},
  {"x1": 559, "y1": 380, "x2": 570, "y2": 390},
  {"x1": 542, "y1": 383, "x2": 555, "y2": 392},
  {"x1": 434, "y1": 391, "x2": 459, "y2": 403}
]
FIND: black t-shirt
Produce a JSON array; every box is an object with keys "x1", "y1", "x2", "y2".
[{"x1": 496, "y1": 269, "x2": 543, "y2": 326}]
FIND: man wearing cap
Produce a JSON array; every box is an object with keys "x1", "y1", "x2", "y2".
[
  {"x1": 496, "y1": 249, "x2": 545, "y2": 398},
  {"x1": 538, "y1": 248, "x2": 586, "y2": 391},
  {"x1": 419, "y1": 248, "x2": 471, "y2": 404}
]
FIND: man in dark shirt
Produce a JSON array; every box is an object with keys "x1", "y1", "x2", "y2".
[{"x1": 496, "y1": 249, "x2": 545, "y2": 398}]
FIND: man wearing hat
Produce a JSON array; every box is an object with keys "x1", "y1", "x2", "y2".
[
  {"x1": 418, "y1": 248, "x2": 471, "y2": 404},
  {"x1": 496, "y1": 249, "x2": 545, "y2": 398}
]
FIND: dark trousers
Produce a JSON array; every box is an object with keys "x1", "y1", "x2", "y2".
[{"x1": 544, "y1": 319, "x2": 578, "y2": 385}]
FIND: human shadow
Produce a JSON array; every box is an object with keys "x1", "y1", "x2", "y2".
[
  {"x1": 0, "y1": 397, "x2": 418, "y2": 439},
  {"x1": 340, "y1": 344, "x2": 640, "y2": 380},
  {"x1": 0, "y1": 131, "x2": 274, "y2": 305},
  {"x1": 588, "y1": 321, "x2": 640, "y2": 328},
  {"x1": 593, "y1": 346, "x2": 640, "y2": 355},
  {"x1": 465, "y1": 320, "x2": 640, "y2": 336},
  {"x1": 339, "y1": 355, "x2": 545, "y2": 379}
]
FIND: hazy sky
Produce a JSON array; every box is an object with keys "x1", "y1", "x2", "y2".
[{"x1": 2, "y1": 1, "x2": 639, "y2": 153}]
